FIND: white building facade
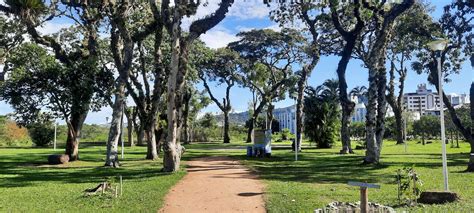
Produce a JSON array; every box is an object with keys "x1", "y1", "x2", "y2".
[
  {"x1": 273, "y1": 105, "x2": 296, "y2": 134},
  {"x1": 447, "y1": 93, "x2": 469, "y2": 106},
  {"x1": 351, "y1": 102, "x2": 367, "y2": 122},
  {"x1": 403, "y1": 84, "x2": 441, "y2": 116}
]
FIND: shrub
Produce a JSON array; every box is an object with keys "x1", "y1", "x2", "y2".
[
  {"x1": 396, "y1": 167, "x2": 423, "y2": 205},
  {"x1": 281, "y1": 128, "x2": 290, "y2": 140},
  {"x1": 0, "y1": 116, "x2": 31, "y2": 147},
  {"x1": 28, "y1": 121, "x2": 55, "y2": 147}
]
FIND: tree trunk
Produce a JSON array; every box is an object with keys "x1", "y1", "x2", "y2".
[
  {"x1": 362, "y1": 0, "x2": 413, "y2": 164},
  {"x1": 223, "y1": 110, "x2": 230, "y2": 143},
  {"x1": 128, "y1": 122, "x2": 134, "y2": 146},
  {"x1": 163, "y1": 19, "x2": 184, "y2": 172},
  {"x1": 456, "y1": 133, "x2": 459, "y2": 148},
  {"x1": 137, "y1": 125, "x2": 145, "y2": 146},
  {"x1": 155, "y1": 126, "x2": 165, "y2": 155},
  {"x1": 375, "y1": 69, "x2": 388, "y2": 153},
  {"x1": 65, "y1": 111, "x2": 87, "y2": 161},
  {"x1": 105, "y1": 80, "x2": 126, "y2": 168},
  {"x1": 422, "y1": 133, "x2": 425, "y2": 145},
  {"x1": 394, "y1": 108, "x2": 404, "y2": 145},
  {"x1": 132, "y1": 109, "x2": 144, "y2": 146},
  {"x1": 266, "y1": 104, "x2": 274, "y2": 130},
  {"x1": 336, "y1": 39, "x2": 357, "y2": 154},
  {"x1": 246, "y1": 118, "x2": 254, "y2": 143},
  {"x1": 145, "y1": 120, "x2": 159, "y2": 160},
  {"x1": 341, "y1": 106, "x2": 355, "y2": 153},
  {"x1": 364, "y1": 68, "x2": 378, "y2": 164},
  {"x1": 296, "y1": 78, "x2": 305, "y2": 153},
  {"x1": 182, "y1": 90, "x2": 191, "y2": 145},
  {"x1": 124, "y1": 108, "x2": 134, "y2": 146}
]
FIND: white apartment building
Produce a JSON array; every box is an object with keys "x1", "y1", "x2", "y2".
[
  {"x1": 351, "y1": 102, "x2": 367, "y2": 122},
  {"x1": 273, "y1": 105, "x2": 296, "y2": 134},
  {"x1": 403, "y1": 84, "x2": 441, "y2": 115},
  {"x1": 447, "y1": 93, "x2": 469, "y2": 106}
]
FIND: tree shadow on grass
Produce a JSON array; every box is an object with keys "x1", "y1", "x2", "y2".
[
  {"x1": 0, "y1": 150, "x2": 173, "y2": 188},
  {"x1": 230, "y1": 151, "x2": 471, "y2": 186},
  {"x1": 0, "y1": 164, "x2": 174, "y2": 188}
]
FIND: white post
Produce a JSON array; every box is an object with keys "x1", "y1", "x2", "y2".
[
  {"x1": 437, "y1": 55, "x2": 449, "y2": 191},
  {"x1": 222, "y1": 113, "x2": 224, "y2": 141},
  {"x1": 294, "y1": 103, "x2": 298, "y2": 161},
  {"x1": 54, "y1": 122, "x2": 57, "y2": 151},
  {"x1": 404, "y1": 113, "x2": 407, "y2": 153},
  {"x1": 121, "y1": 109, "x2": 124, "y2": 160},
  {"x1": 120, "y1": 175, "x2": 123, "y2": 196}
]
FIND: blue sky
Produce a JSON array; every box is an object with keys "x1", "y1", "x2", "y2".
[{"x1": 0, "y1": 0, "x2": 472, "y2": 124}]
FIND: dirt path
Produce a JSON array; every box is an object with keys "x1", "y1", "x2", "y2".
[{"x1": 159, "y1": 156, "x2": 266, "y2": 213}]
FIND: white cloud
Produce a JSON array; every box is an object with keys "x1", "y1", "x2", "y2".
[
  {"x1": 200, "y1": 28, "x2": 239, "y2": 49},
  {"x1": 182, "y1": 0, "x2": 272, "y2": 30},
  {"x1": 228, "y1": 0, "x2": 271, "y2": 20}
]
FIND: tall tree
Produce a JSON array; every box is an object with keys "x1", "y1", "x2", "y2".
[
  {"x1": 197, "y1": 48, "x2": 239, "y2": 144},
  {"x1": 161, "y1": 0, "x2": 234, "y2": 172},
  {"x1": 412, "y1": 0, "x2": 473, "y2": 171},
  {"x1": 124, "y1": 106, "x2": 135, "y2": 146},
  {"x1": 413, "y1": 115, "x2": 441, "y2": 145},
  {"x1": 270, "y1": 2, "x2": 322, "y2": 152},
  {"x1": 327, "y1": 0, "x2": 366, "y2": 154},
  {"x1": 0, "y1": 1, "x2": 112, "y2": 161},
  {"x1": 125, "y1": 29, "x2": 168, "y2": 160},
  {"x1": 229, "y1": 29, "x2": 304, "y2": 144},
  {"x1": 104, "y1": 0, "x2": 164, "y2": 167},
  {"x1": 350, "y1": 86, "x2": 367, "y2": 103},
  {"x1": 304, "y1": 80, "x2": 340, "y2": 149},
  {"x1": 354, "y1": 0, "x2": 415, "y2": 164},
  {"x1": 386, "y1": 2, "x2": 434, "y2": 145}
]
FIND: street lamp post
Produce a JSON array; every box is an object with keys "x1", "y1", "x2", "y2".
[
  {"x1": 427, "y1": 39, "x2": 449, "y2": 191},
  {"x1": 54, "y1": 122, "x2": 57, "y2": 151}
]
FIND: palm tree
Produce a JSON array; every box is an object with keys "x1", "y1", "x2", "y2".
[
  {"x1": 350, "y1": 86, "x2": 368, "y2": 104},
  {"x1": 316, "y1": 79, "x2": 340, "y2": 102},
  {"x1": 304, "y1": 81, "x2": 340, "y2": 148}
]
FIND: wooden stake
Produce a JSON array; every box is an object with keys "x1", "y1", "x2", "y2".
[{"x1": 360, "y1": 187, "x2": 368, "y2": 213}]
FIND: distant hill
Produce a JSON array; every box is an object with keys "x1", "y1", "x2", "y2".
[{"x1": 215, "y1": 111, "x2": 249, "y2": 126}]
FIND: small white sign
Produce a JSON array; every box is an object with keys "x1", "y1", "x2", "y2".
[{"x1": 348, "y1": 181, "x2": 380, "y2": 189}]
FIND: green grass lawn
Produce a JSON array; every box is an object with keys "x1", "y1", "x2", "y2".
[
  {"x1": 0, "y1": 146, "x2": 185, "y2": 212},
  {"x1": 186, "y1": 140, "x2": 474, "y2": 212},
  {"x1": 1, "y1": 140, "x2": 473, "y2": 212}
]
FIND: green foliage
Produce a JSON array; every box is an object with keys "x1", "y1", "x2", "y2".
[
  {"x1": 413, "y1": 115, "x2": 440, "y2": 143},
  {"x1": 281, "y1": 128, "x2": 291, "y2": 140},
  {"x1": 304, "y1": 81, "x2": 340, "y2": 148},
  {"x1": 229, "y1": 29, "x2": 305, "y2": 110},
  {"x1": 350, "y1": 121, "x2": 366, "y2": 140},
  {"x1": 384, "y1": 116, "x2": 397, "y2": 139},
  {"x1": 191, "y1": 113, "x2": 222, "y2": 142},
  {"x1": 199, "y1": 113, "x2": 217, "y2": 129},
  {"x1": 445, "y1": 105, "x2": 472, "y2": 134},
  {"x1": 396, "y1": 167, "x2": 424, "y2": 206},
  {"x1": 0, "y1": 116, "x2": 30, "y2": 146},
  {"x1": 27, "y1": 119, "x2": 54, "y2": 147},
  {"x1": 0, "y1": 39, "x2": 113, "y2": 126},
  {"x1": 245, "y1": 115, "x2": 266, "y2": 130}
]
